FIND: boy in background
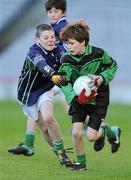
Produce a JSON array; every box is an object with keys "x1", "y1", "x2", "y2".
[{"x1": 45, "y1": 0, "x2": 68, "y2": 53}]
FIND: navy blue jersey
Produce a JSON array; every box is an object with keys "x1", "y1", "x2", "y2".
[
  {"x1": 17, "y1": 43, "x2": 62, "y2": 106},
  {"x1": 51, "y1": 16, "x2": 68, "y2": 53}
]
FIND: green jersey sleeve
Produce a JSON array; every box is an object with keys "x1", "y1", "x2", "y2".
[{"x1": 100, "y1": 51, "x2": 118, "y2": 85}]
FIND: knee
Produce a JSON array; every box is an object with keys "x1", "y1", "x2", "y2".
[
  {"x1": 44, "y1": 115, "x2": 54, "y2": 125},
  {"x1": 72, "y1": 130, "x2": 83, "y2": 140}
]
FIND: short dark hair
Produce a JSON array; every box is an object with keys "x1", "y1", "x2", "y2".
[
  {"x1": 35, "y1": 24, "x2": 53, "y2": 37},
  {"x1": 61, "y1": 20, "x2": 90, "y2": 45},
  {"x1": 45, "y1": 0, "x2": 66, "y2": 12}
]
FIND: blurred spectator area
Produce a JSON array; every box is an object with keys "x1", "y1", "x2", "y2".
[
  {"x1": 0, "y1": 0, "x2": 46, "y2": 99},
  {"x1": 0, "y1": 0, "x2": 131, "y2": 103},
  {"x1": 0, "y1": 0, "x2": 43, "y2": 52}
]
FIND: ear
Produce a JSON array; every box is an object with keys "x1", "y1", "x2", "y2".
[
  {"x1": 81, "y1": 40, "x2": 86, "y2": 46},
  {"x1": 62, "y1": 11, "x2": 66, "y2": 16},
  {"x1": 35, "y1": 37, "x2": 40, "y2": 44}
]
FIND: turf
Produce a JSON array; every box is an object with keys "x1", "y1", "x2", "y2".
[{"x1": 0, "y1": 101, "x2": 131, "y2": 180}]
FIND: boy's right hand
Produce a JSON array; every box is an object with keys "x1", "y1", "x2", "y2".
[{"x1": 51, "y1": 72, "x2": 67, "y2": 86}]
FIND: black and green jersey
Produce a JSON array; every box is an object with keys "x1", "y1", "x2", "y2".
[{"x1": 58, "y1": 45, "x2": 117, "y2": 105}]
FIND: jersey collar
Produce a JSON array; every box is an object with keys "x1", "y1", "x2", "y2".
[
  {"x1": 51, "y1": 16, "x2": 67, "y2": 26},
  {"x1": 67, "y1": 45, "x2": 92, "y2": 62},
  {"x1": 56, "y1": 16, "x2": 67, "y2": 24},
  {"x1": 36, "y1": 43, "x2": 48, "y2": 54}
]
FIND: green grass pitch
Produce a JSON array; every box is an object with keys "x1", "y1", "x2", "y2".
[{"x1": 0, "y1": 100, "x2": 131, "y2": 180}]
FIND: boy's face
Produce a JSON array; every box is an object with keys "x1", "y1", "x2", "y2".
[
  {"x1": 47, "y1": 7, "x2": 66, "y2": 24},
  {"x1": 67, "y1": 38, "x2": 86, "y2": 55},
  {"x1": 36, "y1": 30, "x2": 55, "y2": 51}
]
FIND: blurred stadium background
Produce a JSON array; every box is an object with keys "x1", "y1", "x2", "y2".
[
  {"x1": 0, "y1": 1, "x2": 131, "y2": 179},
  {"x1": 0, "y1": 0, "x2": 131, "y2": 104}
]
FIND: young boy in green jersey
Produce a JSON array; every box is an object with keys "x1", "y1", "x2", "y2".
[{"x1": 58, "y1": 20, "x2": 121, "y2": 170}]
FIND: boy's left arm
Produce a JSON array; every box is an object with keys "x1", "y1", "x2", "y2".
[
  {"x1": 88, "y1": 52, "x2": 117, "y2": 92},
  {"x1": 99, "y1": 51, "x2": 118, "y2": 85}
]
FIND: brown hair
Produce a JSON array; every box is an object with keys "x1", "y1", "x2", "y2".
[{"x1": 60, "y1": 20, "x2": 90, "y2": 45}]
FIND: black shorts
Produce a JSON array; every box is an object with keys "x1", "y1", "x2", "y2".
[{"x1": 69, "y1": 103, "x2": 108, "y2": 131}]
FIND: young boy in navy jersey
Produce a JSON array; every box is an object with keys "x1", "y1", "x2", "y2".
[
  {"x1": 9, "y1": 24, "x2": 74, "y2": 166},
  {"x1": 8, "y1": 0, "x2": 69, "y2": 157}
]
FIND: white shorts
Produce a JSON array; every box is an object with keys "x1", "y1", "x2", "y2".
[
  {"x1": 50, "y1": 85, "x2": 64, "y2": 97},
  {"x1": 20, "y1": 90, "x2": 55, "y2": 122}
]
